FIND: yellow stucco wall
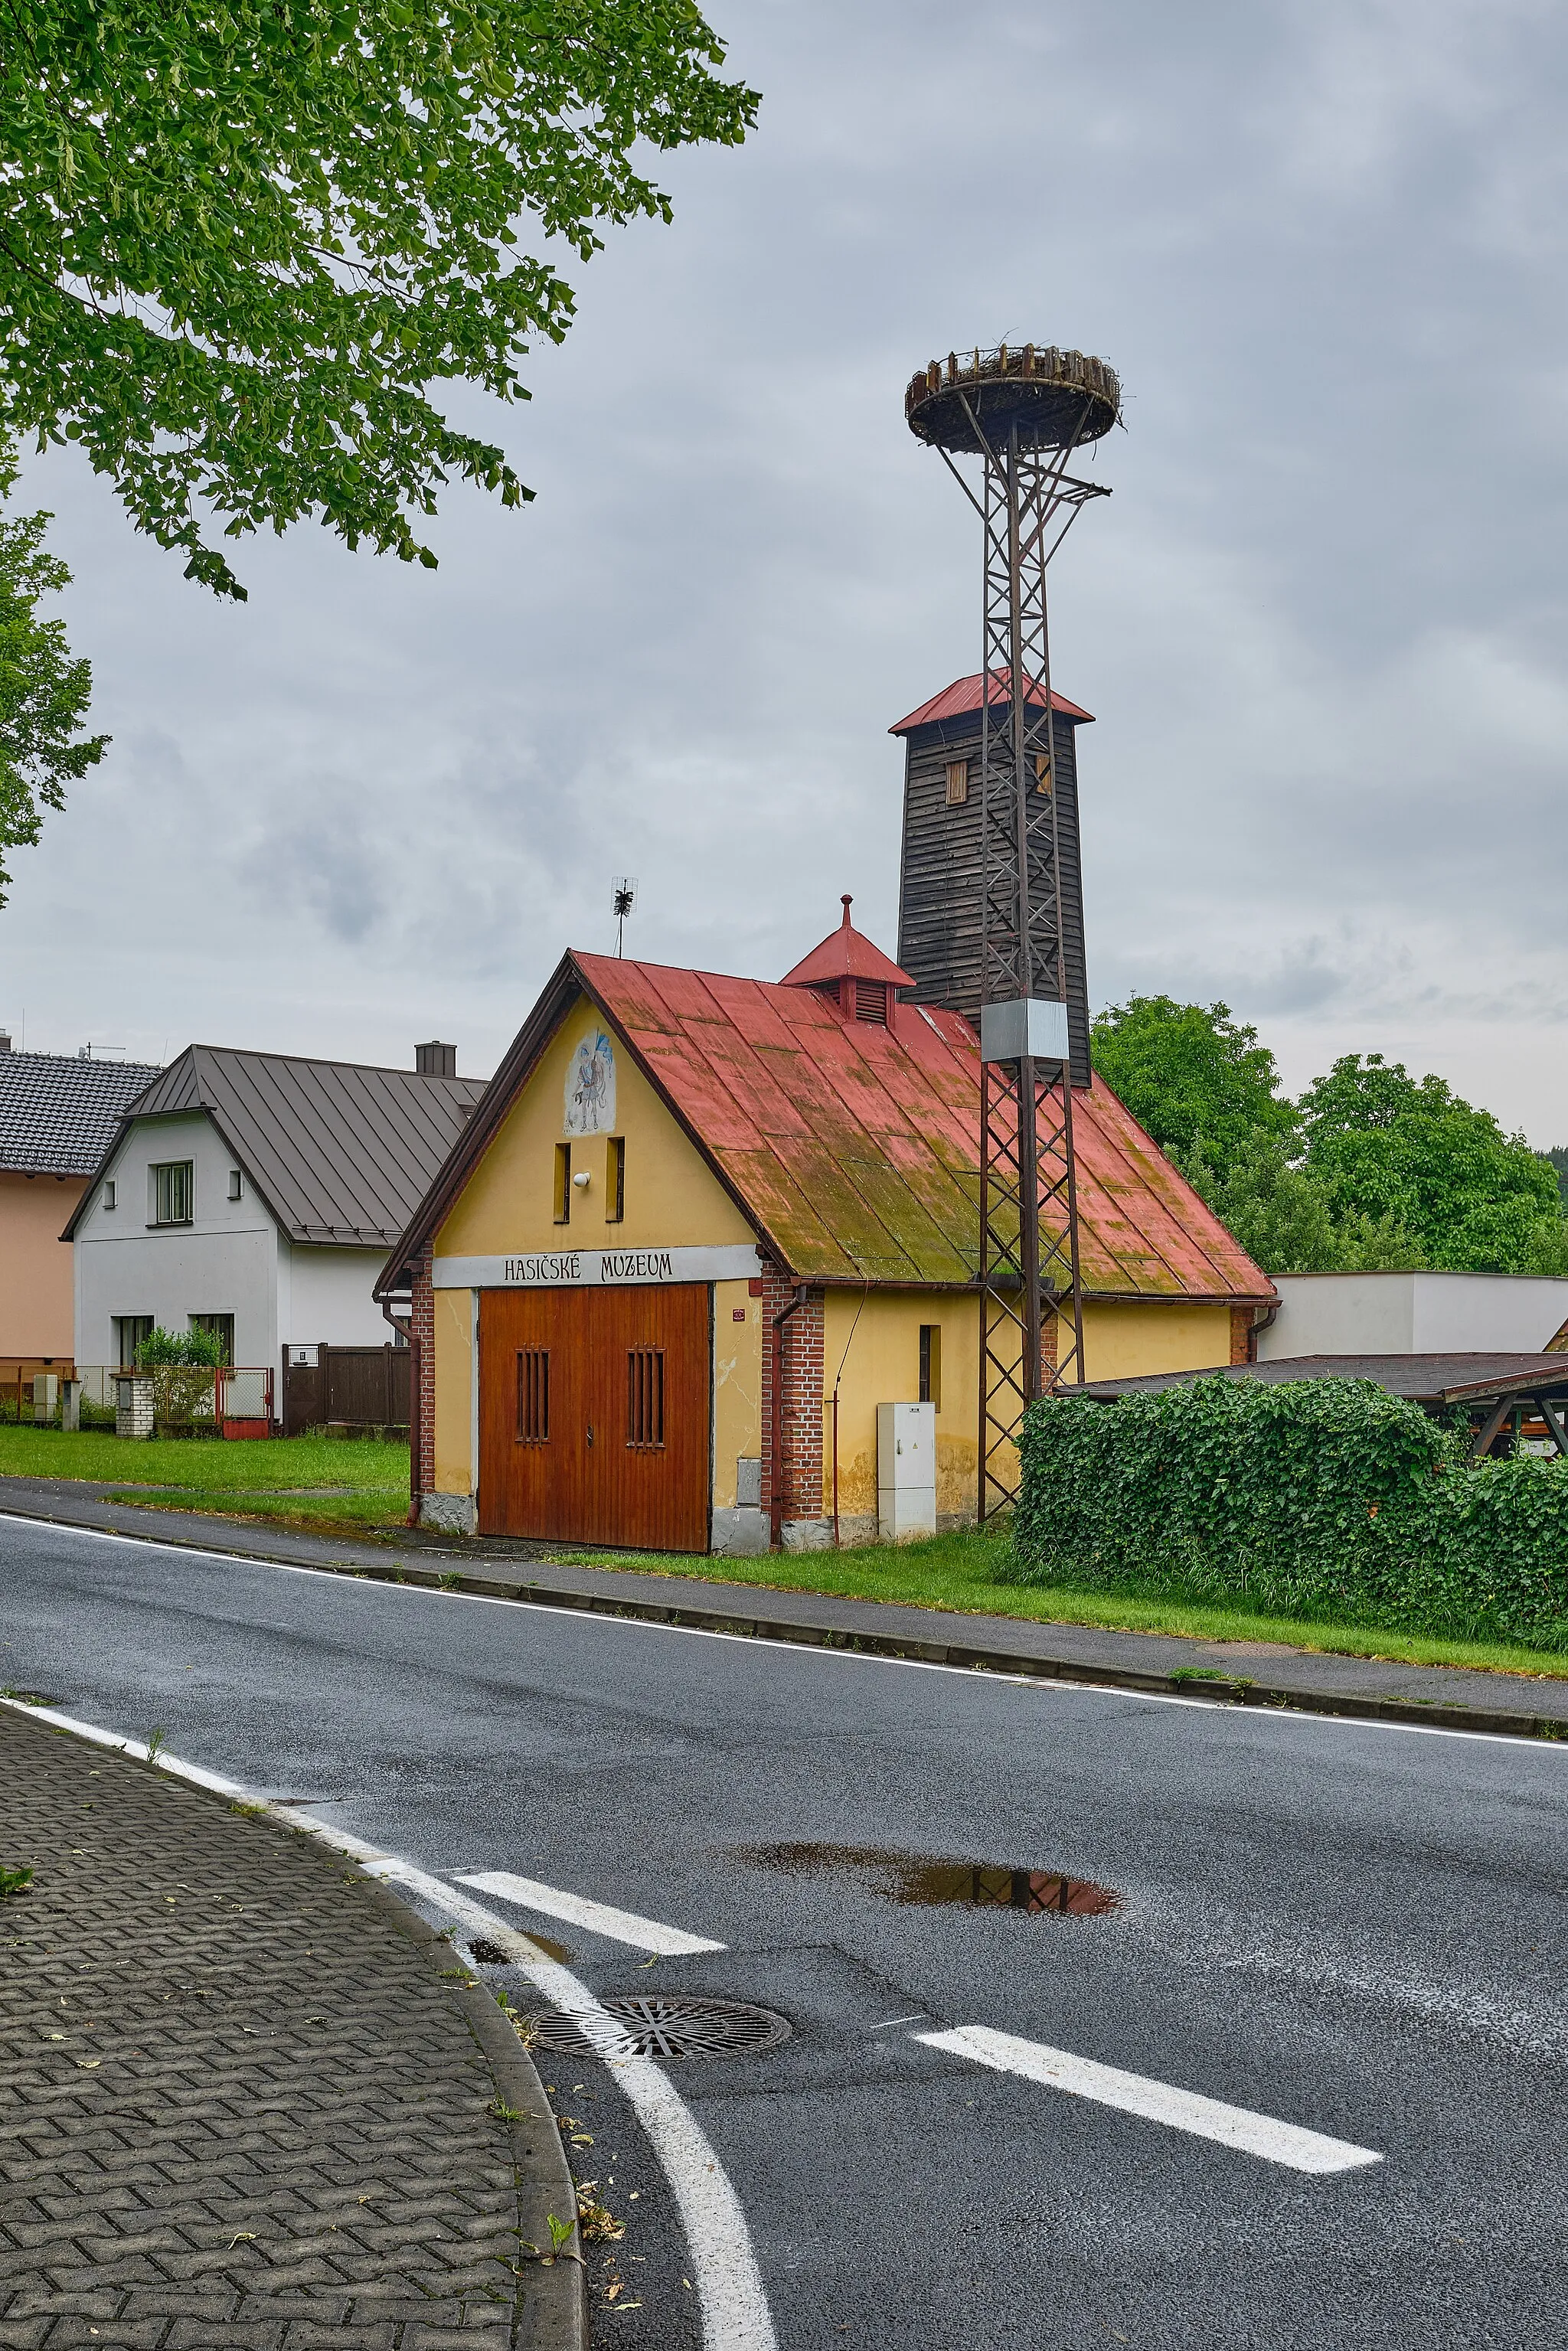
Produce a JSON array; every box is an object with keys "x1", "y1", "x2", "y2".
[
  {"x1": 819, "y1": 1293, "x2": 1236, "y2": 1524},
  {"x1": 821, "y1": 1289, "x2": 979, "y2": 1523},
  {"x1": 432, "y1": 1287, "x2": 474, "y2": 1497},
  {"x1": 1081, "y1": 1300, "x2": 1233, "y2": 1381},
  {"x1": 430, "y1": 997, "x2": 756, "y2": 1500},
  {"x1": 713, "y1": 1278, "x2": 763, "y2": 1510},
  {"x1": 436, "y1": 995, "x2": 753, "y2": 1263}
]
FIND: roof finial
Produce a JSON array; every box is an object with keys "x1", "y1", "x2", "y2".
[{"x1": 840, "y1": 893, "x2": 853, "y2": 927}]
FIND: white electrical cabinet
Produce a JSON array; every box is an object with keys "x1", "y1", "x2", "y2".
[{"x1": 877, "y1": 1400, "x2": 936, "y2": 1540}]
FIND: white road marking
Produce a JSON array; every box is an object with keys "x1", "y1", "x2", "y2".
[
  {"x1": 5, "y1": 1510, "x2": 1565, "y2": 1755},
  {"x1": 917, "y1": 2023, "x2": 1383, "y2": 2175},
  {"x1": 456, "y1": 1867, "x2": 727, "y2": 1956},
  {"x1": 0, "y1": 1700, "x2": 777, "y2": 2351}
]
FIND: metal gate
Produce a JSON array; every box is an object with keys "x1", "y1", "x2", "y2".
[{"x1": 281, "y1": 1343, "x2": 410, "y2": 1437}]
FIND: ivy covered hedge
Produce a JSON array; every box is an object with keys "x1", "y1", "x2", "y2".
[{"x1": 1006, "y1": 1376, "x2": 1568, "y2": 1651}]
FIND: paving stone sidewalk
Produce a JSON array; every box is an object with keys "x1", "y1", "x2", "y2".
[{"x1": 0, "y1": 1707, "x2": 581, "y2": 2350}]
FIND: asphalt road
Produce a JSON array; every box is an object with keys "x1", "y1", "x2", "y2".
[{"x1": 2, "y1": 1513, "x2": 1565, "y2": 2350}]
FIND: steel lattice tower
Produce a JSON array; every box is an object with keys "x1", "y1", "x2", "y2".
[{"x1": 905, "y1": 344, "x2": 1120, "y2": 1520}]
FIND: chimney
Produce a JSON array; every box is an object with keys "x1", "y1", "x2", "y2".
[{"x1": 415, "y1": 1040, "x2": 457, "y2": 1078}]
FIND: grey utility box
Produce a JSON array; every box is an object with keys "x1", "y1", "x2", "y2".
[{"x1": 877, "y1": 1401, "x2": 936, "y2": 1540}]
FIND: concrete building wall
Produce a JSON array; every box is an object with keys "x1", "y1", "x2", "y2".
[
  {"x1": 0, "y1": 1171, "x2": 87, "y2": 1357},
  {"x1": 278, "y1": 1241, "x2": 393, "y2": 1351},
  {"x1": 1259, "y1": 1272, "x2": 1568, "y2": 1359},
  {"x1": 73, "y1": 1112, "x2": 281, "y2": 1368}
]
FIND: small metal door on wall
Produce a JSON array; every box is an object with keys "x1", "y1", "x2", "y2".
[{"x1": 478, "y1": 1285, "x2": 710, "y2": 1551}]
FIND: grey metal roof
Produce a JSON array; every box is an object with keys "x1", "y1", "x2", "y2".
[
  {"x1": 0, "y1": 1051, "x2": 164, "y2": 1174},
  {"x1": 1082, "y1": 1353, "x2": 1568, "y2": 1406},
  {"x1": 63, "y1": 1044, "x2": 488, "y2": 1249}
]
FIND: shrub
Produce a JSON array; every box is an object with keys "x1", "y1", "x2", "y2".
[
  {"x1": 1008, "y1": 1376, "x2": 1568, "y2": 1651},
  {"x1": 135, "y1": 1325, "x2": 225, "y2": 1433}
]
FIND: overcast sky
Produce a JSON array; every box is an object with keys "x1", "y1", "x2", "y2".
[{"x1": 6, "y1": 0, "x2": 1567, "y2": 1141}]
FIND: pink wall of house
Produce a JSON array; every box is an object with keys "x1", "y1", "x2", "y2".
[{"x1": 0, "y1": 1171, "x2": 87, "y2": 1358}]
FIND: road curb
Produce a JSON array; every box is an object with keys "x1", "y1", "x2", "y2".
[
  {"x1": 351, "y1": 1873, "x2": 588, "y2": 2351},
  {"x1": 8, "y1": 1494, "x2": 1566, "y2": 1745}
]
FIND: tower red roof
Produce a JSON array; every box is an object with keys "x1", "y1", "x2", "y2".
[
  {"x1": 889, "y1": 669, "x2": 1094, "y2": 734},
  {"x1": 778, "y1": 896, "x2": 915, "y2": 991}
]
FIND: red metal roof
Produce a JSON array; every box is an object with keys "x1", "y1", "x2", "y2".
[
  {"x1": 779, "y1": 896, "x2": 916, "y2": 991},
  {"x1": 890, "y1": 669, "x2": 1095, "y2": 735},
  {"x1": 575, "y1": 952, "x2": 1272, "y2": 1300}
]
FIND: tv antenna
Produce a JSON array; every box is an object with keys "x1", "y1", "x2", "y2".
[
  {"x1": 612, "y1": 877, "x2": 638, "y2": 958},
  {"x1": 905, "y1": 342, "x2": 1120, "y2": 1520}
]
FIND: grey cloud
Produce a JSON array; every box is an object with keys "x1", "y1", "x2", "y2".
[{"x1": 1, "y1": 0, "x2": 1565, "y2": 1135}]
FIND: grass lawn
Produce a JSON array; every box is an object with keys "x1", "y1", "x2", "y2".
[
  {"x1": 2, "y1": 1427, "x2": 1563, "y2": 1681},
  {"x1": 0, "y1": 1425, "x2": 408, "y2": 1533},
  {"x1": 552, "y1": 1526, "x2": 1568, "y2": 1683}
]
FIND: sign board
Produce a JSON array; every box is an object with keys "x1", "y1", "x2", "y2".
[{"x1": 433, "y1": 1244, "x2": 764, "y2": 1291}]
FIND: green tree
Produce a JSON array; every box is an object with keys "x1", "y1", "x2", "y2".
[
  {"x1": 1090, "y1": 994, "x2": 1296, "y2": 1177},
  {"x1": 1298, "y1": 1054, "x2": 1567, "y2": 1276},
  {"x1": 0, "y1": 445, "x2": 107, "y2": 903},
  {"x1": 0, "y1": 5, "x2": 758, "y2": 599}
]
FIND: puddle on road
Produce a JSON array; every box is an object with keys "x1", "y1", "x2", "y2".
[
  {"x1": 730, "y1": 1841, "x2": 1120, "y2": 1917},
  {"x1": 469, "y1": 1930, "x2": 574, "y2": 1965}
]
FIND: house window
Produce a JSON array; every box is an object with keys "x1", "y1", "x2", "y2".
[
  {"x1": 1034, "y1": 751, "x2": 1053, "y2": 795},
  {"x1": 227, "y1": 1169, "x2": 243, "y2": 1201},
  {"x1": 554, "y1": 1141, "x2": 572, "y2": 1224},
  {"x1": 517, "y1": 1349, "x2": 550, "y2": 1443},
  {"x1": 626, "y1": 1347, "x2": 665, "y2": 1448},
  {"x1": 150, "y1": 1160, "x2": 194, "y2": 1226},
  {"x1": 102, "y1": 1179, "x2": 116, "y2": 1211},
  {"x1": 606, "y1": 1137, "x2": 626, "y2": 1223},
  {"x1": 919, "y1": 1324, "x2": 942, "y2": 1410},
  {"x1": 945, "y1": 759, "x2": 969, "y2": 806},
  {"x1": 189, "y1": 1314, "x2": 235, "y2": 1364},
  {"x1": 115, "y1": 1315, "x2": 153, "y2": 1369}
]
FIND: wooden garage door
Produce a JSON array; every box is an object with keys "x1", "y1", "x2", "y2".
[{"x1": 478, "y1": 1285, "x2": 710, "y2": 1552}]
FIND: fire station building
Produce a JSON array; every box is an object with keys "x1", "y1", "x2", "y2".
[{"x1": 379, "y1": 900, "x2": 1273, "y2": 1556}]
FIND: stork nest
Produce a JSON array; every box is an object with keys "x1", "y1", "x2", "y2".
[{"x1": 906, "y1": 344, "x2": 1122, "y2": 456}]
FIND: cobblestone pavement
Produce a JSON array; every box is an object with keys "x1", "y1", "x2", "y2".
[{"x1": 0, "y1": 1707, "x2": 580, "y2": 2350}]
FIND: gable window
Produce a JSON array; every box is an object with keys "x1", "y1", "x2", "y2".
[
  {"x1": 606, "y1": 1136, "x2": 626, "y2": 1223},
  {"x1": 227, "y1": 1169, "x2": 243, "y2": 1201},
  {"x1": 150, "y1": 1160, "x2": 194, "y2": 1226},
  {"x1": 102, "y1": 1179, "x2": 117, "y2": 1211},
  {"x1": 189, "y1": 1313, "x2": 234, "y2": 1365},
  {"x1": 554, "y1": 1141, "x2": 572, "y2": 1225},
  {"x1": 945, "y1": 759, "x2": 969, "y2": 806},
  {"x1": 919, "y1": 1324, "x2": 942, "y2": 1410}
]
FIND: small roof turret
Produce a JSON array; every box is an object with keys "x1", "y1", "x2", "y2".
[{"x1": 779, "y1": 896, "x2": 915, "y2": 992}]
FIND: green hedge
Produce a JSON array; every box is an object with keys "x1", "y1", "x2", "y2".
[{"x1": 1007, "y1": 1376, "x2": 1568, "y2": 1651}]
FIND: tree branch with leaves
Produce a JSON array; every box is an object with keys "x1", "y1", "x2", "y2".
[
  {"x1": 0, "y1": 444, "x2": 107, "y2": 903},
  {"x1": 0, "y1": 2, "x2": 759, "y2": 598}
]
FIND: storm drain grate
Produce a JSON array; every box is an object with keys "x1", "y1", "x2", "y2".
[{"x1": 525, "y1": 1993, "x2": 792, "y2": 2059}]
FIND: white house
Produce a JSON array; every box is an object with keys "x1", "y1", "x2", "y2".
[
  {"x1": 1256, "y1": 1271, "x2": 1568, "y2": 1360},
  {"x1": 66, "y1": 1042, "x2": 487, "y2": 1387}
]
